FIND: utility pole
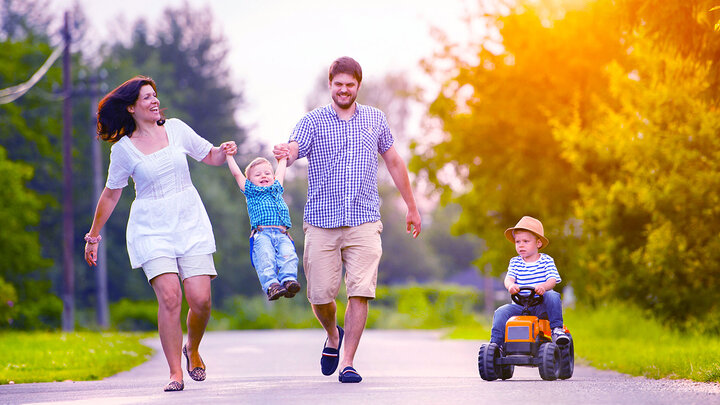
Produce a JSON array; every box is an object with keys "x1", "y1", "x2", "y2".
[
  {"x1": 61, "y1": 11, "x2": 75, "y2": 332},
  {"x1": 89, "y1": 73, "x2": 109, "y2": 329}
]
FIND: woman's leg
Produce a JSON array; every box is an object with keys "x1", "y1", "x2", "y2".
[
  {"x1": 150, "y1": 273, "x2": 184, "y2": 382},
  {"x1": 183, "y1": 275, "x2": 212, "y2": 370}
]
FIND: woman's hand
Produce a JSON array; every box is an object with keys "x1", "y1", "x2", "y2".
[{"x1": 85, "y1": 241, "x2": 99, "y2": 266}]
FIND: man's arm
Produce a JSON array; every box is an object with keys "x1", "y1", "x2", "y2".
[{"x1": 381, "y1": 145, "x2": 422, "y2": 238}]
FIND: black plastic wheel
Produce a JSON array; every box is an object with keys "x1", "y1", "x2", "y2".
[
  {"x1": 500, "y1": 363, "x2": 514, "y2": 380},
  {"x1": 478, "y1": 343, "x2": 500, "y2": 381},
  {"x1": 538, "y1": 342, "x2": 560, "y2": 381},
  {"x1": 558, "y1": 335, "x2": 574, "y2": 380}
]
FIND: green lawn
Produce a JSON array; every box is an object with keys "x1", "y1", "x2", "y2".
[
  {"x1": 447, "y1": 302, "x2": 720, "y2": 383},
  {"x1": 0, "y1": 332, "x2": 153, "y2": 384}
]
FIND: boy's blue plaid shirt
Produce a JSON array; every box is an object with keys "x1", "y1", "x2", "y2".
[
  {"x1": 291, "y1": 103, "x2": 394, "y2": 228},
  {"x1": 243, "y1": 179, "x2": 292, "y2": 229}
]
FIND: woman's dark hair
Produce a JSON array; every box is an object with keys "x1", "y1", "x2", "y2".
[
  {"x1": 328, "y1": 56, "x2": 362, "y2": 85},
  {"x1": 96, "y1": 75, "x2": 164, "y2": 143}
]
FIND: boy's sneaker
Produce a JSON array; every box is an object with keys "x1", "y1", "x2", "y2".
[
  {"x1": 552, "y1": 327, "x2": 570, "y2": 345},
  {"x1": 266, "y1": 283, "x2": 287, "y2": 301},
  {"x1": 282, "y1": 280, "x2": 301, "y2": 298}
]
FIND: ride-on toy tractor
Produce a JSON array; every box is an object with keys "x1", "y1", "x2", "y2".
[{"x1": 478, "y1": 287, "x2": 574, "y2": 381}]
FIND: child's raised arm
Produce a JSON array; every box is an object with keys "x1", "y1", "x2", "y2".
[
  {"x1": 275, "y1": 157, "x2": 288, "y2": 186},
  {"x1": 226, "y1": 155, "x2": 246, "y2": 192}
]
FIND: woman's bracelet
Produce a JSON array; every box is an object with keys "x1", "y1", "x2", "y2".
[{"x1": 84, "y1": 233, "x2": 102, "y2": 244}]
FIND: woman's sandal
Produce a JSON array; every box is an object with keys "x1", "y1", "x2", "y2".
[
  {"x1": 183, "y1": 344, "x2": 207, "y2": 381},
  {"x1": 164, "y1": 380, "x2": 184, "y2": 392}
]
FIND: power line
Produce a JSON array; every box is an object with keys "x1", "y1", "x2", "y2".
[{"x1": 0, "y1": 43, "x2": 64, "y2": 104}]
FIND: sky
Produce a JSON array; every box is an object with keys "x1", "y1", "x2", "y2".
[{"x1": 50, "y1": 0, "x2": 479, "y2": 149}]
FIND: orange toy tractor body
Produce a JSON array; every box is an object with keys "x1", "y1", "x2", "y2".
[{"x1": 478, "y1": 287, "x2": 574, "y2": 381}]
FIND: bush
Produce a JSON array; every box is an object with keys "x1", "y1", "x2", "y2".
[
  {"x1": 0, "y1": 277, "x2": 17, "y2": 327},
  {"x1": 212, "y1": 295, "x2": 317, "y2": 330},
  {"x1": 370, "y1": 284, "x2": 483, "y2": 329},
  {"x1": 110, "y1": 299, "x2": 158, "y2": 331},
  {"x1": 10, "y1": 284, "x2": 62, "y2": 331}
]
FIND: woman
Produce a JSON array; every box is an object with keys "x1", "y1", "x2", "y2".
[{"x1": 83, "y1": 76, "x2": 236, "y2": 392}]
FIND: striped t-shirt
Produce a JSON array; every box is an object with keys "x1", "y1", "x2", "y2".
[{"x1": 507, "y1": 253, "x2": 561, "y2": 294}]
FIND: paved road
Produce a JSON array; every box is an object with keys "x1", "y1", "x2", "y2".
[{"x1": 2, "y1": 330, "x2": 719, "y2": 405}]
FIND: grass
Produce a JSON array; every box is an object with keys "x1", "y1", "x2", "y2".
[
  {"x1": 446, "y1": 302, "x2": 720, "y2": 383},
  {"x1": 564, "y1": 303, "x2": 720, "y2": 382},
  {"x1": 0, "y1": 331, "x2": 153, "y2": 384}
]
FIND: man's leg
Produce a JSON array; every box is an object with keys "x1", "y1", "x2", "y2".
[
  {"x1": 312, "y1": 301, "x2": 341, "y2": 348},
  {"x1": 339, "y1": 296, "x2": 368, "y2": 370}
]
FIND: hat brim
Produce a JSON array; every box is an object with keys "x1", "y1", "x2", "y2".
[{"x1": 504, "y1": 227, "x2": 549, "y2": 249}]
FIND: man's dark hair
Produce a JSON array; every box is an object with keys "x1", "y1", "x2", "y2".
[{"x1": 328, "y1": 56, "x2": 362, "y2": 84}]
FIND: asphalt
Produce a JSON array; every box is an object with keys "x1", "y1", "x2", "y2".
[{"x1": 1, "y1": 330, "x2": 719, "y2": 405}]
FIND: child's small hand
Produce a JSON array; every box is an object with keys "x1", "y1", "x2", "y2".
[
  {"x1": 508, "y1": 284, "x2": 520, "y2": 295},
  {"x1": 535, "y1": 285, "x2": 546, "y2": 295},
  {"x1": 273, "y1": 143, "x2": 290, "y2": 160},
  {"x1": 220, "y1": 141, "x2": 237, "y2": 155}
]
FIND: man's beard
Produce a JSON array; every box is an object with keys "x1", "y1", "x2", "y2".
[{"x1": 332, "y1": 92, "x2": 356, "y2": 109}]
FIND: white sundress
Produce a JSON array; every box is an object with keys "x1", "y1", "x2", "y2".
[{"x1": 105, "y1": 118, "x2": 216, "y2": 269}]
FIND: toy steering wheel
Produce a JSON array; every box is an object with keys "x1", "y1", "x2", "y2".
[{"x1": 511, "y1": 286, "x2": 544, "y2": 307}]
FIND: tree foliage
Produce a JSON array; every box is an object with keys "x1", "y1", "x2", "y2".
[
  {"x1": 555, "y1": 38, "x2": 720, "y2": 331},
  {"x1": 0, "y1": 0, "x2": 64, "y2": 329},
  {"x1": 415, "y1": 0, "x2": 720, "y2": 330}
]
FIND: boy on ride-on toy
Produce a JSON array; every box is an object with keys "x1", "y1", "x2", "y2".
[{"x1": 490, "y1": 216, "x2": 570, "y2": 347}]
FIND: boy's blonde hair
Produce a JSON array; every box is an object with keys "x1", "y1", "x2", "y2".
[{"x1": 245, "y1": 157, "x2": 272, "y2": 177}]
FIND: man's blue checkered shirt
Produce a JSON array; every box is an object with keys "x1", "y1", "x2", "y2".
[
  {"x1": 243, "y1": 179, "x2": 292, "y2": 229},
  {"x1": 291, "y1": 103, "x2": 394, "y2": 228}
]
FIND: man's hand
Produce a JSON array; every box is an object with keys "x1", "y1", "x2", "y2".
[{"x1": 406, "y1": 208, "x2": 421, "y2": 238}]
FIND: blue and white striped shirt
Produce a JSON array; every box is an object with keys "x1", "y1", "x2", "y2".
[
  {"x1": 507, "y1": 253, "x2": 561, "y2": 293},
  {"x1": 243, "y1": 180, "x2": 292, "y2": 229},
  {"x1": 291, "y1": 103, "x2": 394, "y2": 228}
]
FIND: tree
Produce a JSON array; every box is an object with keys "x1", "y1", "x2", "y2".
[
  {"x1": 553, "y1": 39, "x2": 720, "y2": 332},
  {"x1": 0, "y1": 0, "x2": 67, "y2": 329},
  {"x1": 0, "y1": 147, "x2": 56, "y2": 328},
  {"x1": 415, "y1": 0, "x2": 720, "y2": 331},
  {"x1": 412, "y1": 0, "x2": 625, "y2": 281}
]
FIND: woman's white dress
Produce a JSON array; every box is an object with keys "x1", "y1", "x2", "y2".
[{"x1": 105, "y1": 118, "x2": 216, "y2": 268}]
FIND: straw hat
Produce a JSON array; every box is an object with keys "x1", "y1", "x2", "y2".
[{"x1": 504, "y1": 216, "x2": 549, "y2": 249}]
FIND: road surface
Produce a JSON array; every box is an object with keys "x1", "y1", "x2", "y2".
[{"x1": 1, "y1": 330, "x2": 719, "y2": 404}]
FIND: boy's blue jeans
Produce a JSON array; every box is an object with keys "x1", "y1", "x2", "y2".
[
  {"x1": 251, "y1": 228, "x2": 299, "y2": 293},
  {"x1": 490, "y1": 290, "x2": 564, "y2": 345}
]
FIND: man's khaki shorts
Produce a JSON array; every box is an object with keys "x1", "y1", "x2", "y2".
[{"x1": 303, "y1": 221, "x2": 383, "y2": 305}]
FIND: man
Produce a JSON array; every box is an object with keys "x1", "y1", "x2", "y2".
[{"x1": 273, "y1": 56, "x2": 422, "y2": 383}]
